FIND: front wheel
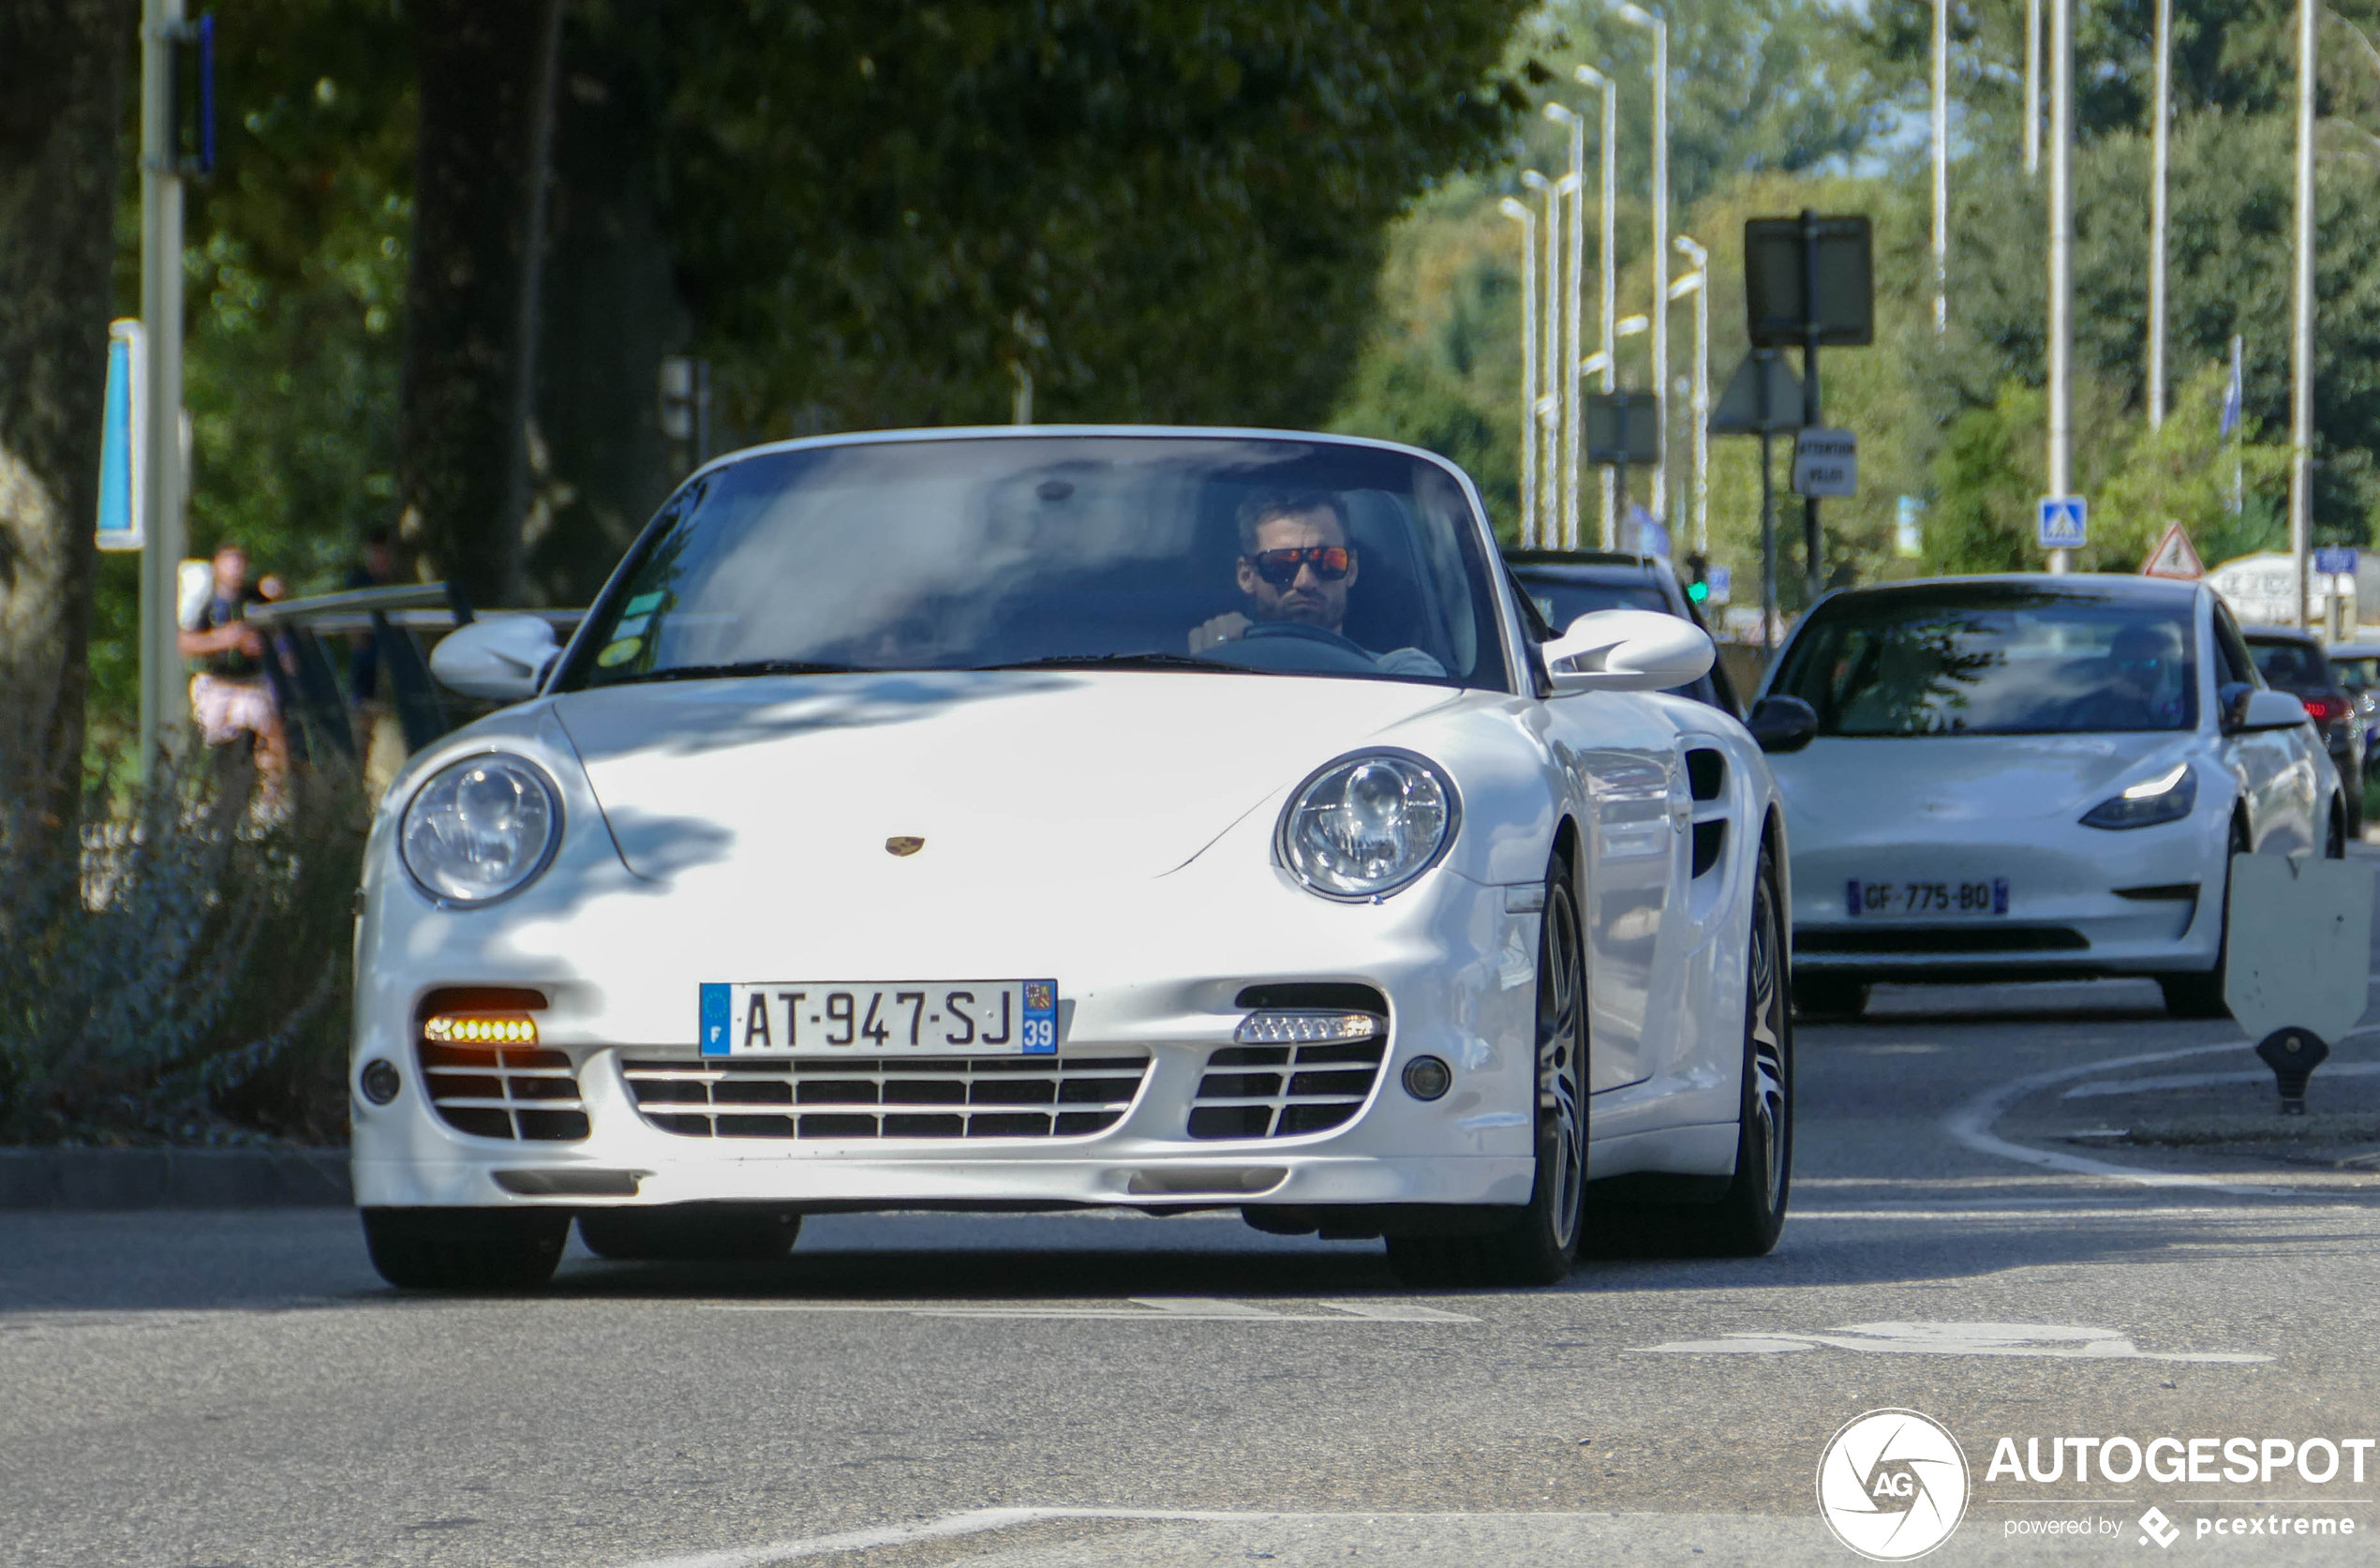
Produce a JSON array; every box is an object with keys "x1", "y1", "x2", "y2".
[
  {"x1": 2161, "y1": 815, "x2": 2251, "y2": 1020},
  {"x1": 1672, "y1": 839, "x2": 1792, "y2": 1256},
  {"x1": 362, "y1": 1208, "x2": 569, "y2": 1291},
  {"x1": 1386, "y1": 849, "x2": 1585, "y2": 1289}
]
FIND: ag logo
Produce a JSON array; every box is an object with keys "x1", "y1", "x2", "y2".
[{"x1": 1816, "y1": 1409, "x2": 1970, "y2": 1561}]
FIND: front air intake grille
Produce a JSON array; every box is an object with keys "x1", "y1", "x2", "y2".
[
  {"x1": 419, "y1": 1042, "x2": 590, "y2": 1141},
  {"x1": 1187, "y1": 1038, "x2": 1386, "y2": 1140},
  {"x1": 1796, "y1": 925, "x2": 2090, "y2": 956},
  {"x1": 619, "y1": 1054, "x2": 1151, "y2": 1140}
]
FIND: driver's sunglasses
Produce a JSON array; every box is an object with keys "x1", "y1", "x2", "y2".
[{"x1": 1246, "y1": 545, "x2": 1354, "y2": 586}]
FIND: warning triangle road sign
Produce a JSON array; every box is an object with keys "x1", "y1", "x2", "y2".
[
  {"x1": 2140, "y1": 521, "x2": 2204, "y2": 580},
  {"x1": 1709, "y1": 351, "x2": 1805, "y2": 435}
]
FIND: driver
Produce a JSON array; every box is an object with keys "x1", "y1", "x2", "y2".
[
  {"x1": 2067, "y1": 622, "x2": 2184, "y2": 730},
  {"x1": 1189, "y1": 491, "x2": 1445, "y2": 677}
]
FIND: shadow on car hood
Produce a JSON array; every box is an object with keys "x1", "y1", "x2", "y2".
[
  {"x1": 552, "y1": 669, "x2": 1458, "y2": 884},
  {"x1": 1773, "y1": 731, "x2": 2188, "y2": 828}
]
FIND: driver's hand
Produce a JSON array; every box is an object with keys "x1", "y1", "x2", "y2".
[{"x1": 1187, "y1": 611, "x2": 1248, "y2": 654}]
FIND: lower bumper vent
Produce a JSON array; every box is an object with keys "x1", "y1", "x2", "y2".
[
  {"x1": 420, "y1": 1043, "x2": 590, "y2": 1141},
  {"x1": 620, "y1": 1053, "x2": 1151, "y2": 1140},
  {"x1": 1188, "y1": 1039, "x2": 1385, "y2": 1140},
  {"x1": 1797, "y1": 924, "x2": 2090, "y2": 956}
]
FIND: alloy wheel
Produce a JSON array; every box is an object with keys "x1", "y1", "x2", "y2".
[{"x1": 1539, "y1": 877, "x2": 1587, "y2": 1254}]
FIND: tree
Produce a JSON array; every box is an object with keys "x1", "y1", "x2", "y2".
[
  {"x1": 396, "y1": 0, "x2": 563, "y2": 610},
  {"x1": 0, "y1": 0, "x2": 129, "y2": 802}
]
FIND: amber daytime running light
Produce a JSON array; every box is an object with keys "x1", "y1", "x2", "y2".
[{"x1": 423, "y1": 1012, "x2": 540, "y2": 1047}]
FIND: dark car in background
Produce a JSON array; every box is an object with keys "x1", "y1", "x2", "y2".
[
  {"x1": 1504, "y1": 549, "x2": 1741, "y2": 715},
  {"x1": 2326, "y1": 638, "x2": 2380, "y2": 779},
  {"x1": 2244, "y1": 625, "x2": 2364, "y2": 829}
]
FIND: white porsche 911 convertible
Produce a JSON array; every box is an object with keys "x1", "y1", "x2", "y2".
[{"x1": 351, "y1": 427, "x2": 1794, "y2": 1290}]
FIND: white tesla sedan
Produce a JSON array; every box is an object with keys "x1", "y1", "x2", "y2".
[
  {"x1": 351, "y1": 427, "x2": 1792, "y2": 1290},
  {"x1": 1754, "y1": 575, "x2": 2339, "y2": 1019}
]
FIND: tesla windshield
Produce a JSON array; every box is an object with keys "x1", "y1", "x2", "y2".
[
  {"x1": 558, "y1": 435, "x2": 1508, "y2": 693},
  {"x1": 1772, "y1": 587, "x2": 2198, "y2": 737}
]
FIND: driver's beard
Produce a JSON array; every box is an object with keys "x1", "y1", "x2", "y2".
[{"x1": 1267, "y1": 592, "x2": 1338, "y2": 629}]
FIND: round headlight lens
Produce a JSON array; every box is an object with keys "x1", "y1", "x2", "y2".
[
  {"x1": 399, "y1": 753, "x2": 561, "y2": 904},
  {"x1": 1280, "y1": 752, "x2": 1456, "y2": 900}
]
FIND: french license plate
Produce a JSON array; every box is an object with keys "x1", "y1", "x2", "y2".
[
  {"x1": 1847, "y1": 877, "x2": 2008, "y2": 918},
  {"x1": 700, "y1": 980, "x2": 1058, "y2": 1057}
]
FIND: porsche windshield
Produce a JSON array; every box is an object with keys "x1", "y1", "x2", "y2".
[
  {"x1": 558, "y1": 436, "x2": 1509, "y2": 692},
  {"x1": 1772, "y1": 587, "x2": 2199, "y2": 737}
]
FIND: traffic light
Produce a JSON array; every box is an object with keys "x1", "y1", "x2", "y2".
[{"x1": 1685, "y1": 553, "x2": 1711, "y2": 604}]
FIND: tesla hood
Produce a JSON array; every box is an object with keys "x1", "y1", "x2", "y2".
[
  {"x1": 1775, "y1": 732, "x2": 2188, "y2": 829},
  {"x1": 553, "y1": 669, "x2": 1459, "y2": 885}
]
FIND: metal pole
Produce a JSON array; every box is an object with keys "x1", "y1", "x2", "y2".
[
  {"x1": 1523, "y1": 170, "x2": 1566, "y2": 537},
  {"x1": 2292, "y1": 0, "x2": 2316, "y2": 628},
  {"x1": 1801, "y1": 210, "x2": 1823, "y2": 603},
  {"x1": 1578, "y1": 65, "x2": 1619, "y2": 549},
  {"x1": 2046, "y1": 0, "x2": 2075, "y2": 574},
  {"x1": 1648, "y1": 15, "x2": 1669, "y2": 531},
  {"x1": 2025, "y1": 0, "x2": 2041, "y2": 178},
  {"x1": 1501, "y1": 197, "x2": 1539, "y2": 548},
  {"x1": 1757, "y1": 349, "x2": 1778, "y2": 654},
  {"x1": 1547, "y1": 103, "x2": 1588, "y2": 551},
  {"x1": 2149, "y1": 0, "x2": 2172, "y2": 429},
  {"x1": 1674, "y1": 235, "x2": 1708, "y2": 554},
  {"x1": 2230, "y1": 333, "x2": 2246, "y2": 515},
  {"x1": 1932, "y1": 0, "x2": 1948, "y2": 334},
  {"x1": 137, "y1": 0, "x2": 188, "y2": 781}
]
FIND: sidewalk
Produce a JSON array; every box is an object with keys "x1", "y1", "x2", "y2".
[{"x1": 0, "y1": 1146, "x2": 350, "y2": 1209}]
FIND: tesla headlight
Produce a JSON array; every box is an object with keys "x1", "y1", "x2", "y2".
[
  {"x1": 399, "y1": 753, "x2": 562, "y2": 903},
  {"x1": 1279, "y1": 752, "x2": 1457, "y2": 900},
  {"x1": 2080, "y1": 762, "x2": 2195, "y2": 830}
]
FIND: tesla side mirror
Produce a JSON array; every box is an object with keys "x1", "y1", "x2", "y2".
[
  {"x1": 429, "y1": 614, "x2": 559, "y2": 703},
  {"x1": 1542, "y1": 609, "x2": 1715, "y2": 694},
  {"x1": 1746, "y1": 694, "x2": 1821, "y2": 754},
  {"x1": 2227, "y1": 686, "x2": 2312, "y2": 733}
]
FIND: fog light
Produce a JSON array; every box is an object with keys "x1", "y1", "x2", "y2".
[
  {"x1": 1235, "y1": 1009, "x2": 1381, "y2": 1045},
  {"x1": 1401, "y1": 1055, "x2": 1452, "y2": 1101},
  {"x1": 359, "y1": 1058, "x2": 402, "y2": 1105},
  {"x1": 423, "y1": 1011, "x2": 539, "y2": 1046}
]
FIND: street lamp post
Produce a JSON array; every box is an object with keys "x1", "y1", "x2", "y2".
[
  {"x1": 2149, "y1": 0, "x2": 2172, "y2": 429},
  {"x1": 1673, "y1": 235, "x2": 1709, "y2": 555},
  {"x1": 1576, "y1": 65, "x2": 1619, "y2": 548},
  {"x1": 137, "y1": 0, "x2": 191, "y2": 778},
  {"x1": 1500, "y1": 196, "x2": 1540, "y2": 548},
  {"x1": 1521, "y1": 169, "x2": 1565, "y2": 539},
  {"x1": 2292, "y1": 0, "x2": 2316, "y2": 627},
  {"x1": 2046, "y1": 0, "x2": 2075, "y2": 573},
  {"x1": 2025, "y1": 0, "x2": 2041, "y2": 178},
  {"x1": 1546, "y1": 103, "x2": 1589, "y2": 549},
  {"x1": 1931, "y1": 0, "x2": 1948, "y2": 334},
  {"x1": 1614, "y1": 3, "x2": 1669, "y2": 534}
]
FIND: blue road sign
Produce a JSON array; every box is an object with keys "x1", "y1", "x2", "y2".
[
  {"x1": 2314, "y1": 546, "x2": 2358, "y2": 576},
  {"x1": 1707, "y1": 563, "x2": 1733, "y2": 605},
  {"x1": 2037, "y1": 495, "x2": 2088, "y2": 550}
]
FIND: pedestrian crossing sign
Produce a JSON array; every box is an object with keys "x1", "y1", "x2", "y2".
[
  {"x1": 2038, "y1": 495, "x2": 2088, "y2": 550},
  {"x1": 2140, "y1": 521, "x2": 2204, "y2": 580}
]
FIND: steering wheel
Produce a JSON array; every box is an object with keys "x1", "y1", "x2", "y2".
[{"x1": 1240, "y1": 620, "x2": 1375, "y2": 658}]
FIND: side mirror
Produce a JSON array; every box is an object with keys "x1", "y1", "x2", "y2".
[
  {"x1": 1542, "y1": 609, "x2": 1715, "y2": 694},
  {"x1": 1746, "y1": 694, "x2": 1821, "y2": 754},
  {"x1": 2227, "y1": 686, "x2": 2312, "y2": 733},
  {"x1": 429, "y1": 615, "x2": 559, "y2": 703}
]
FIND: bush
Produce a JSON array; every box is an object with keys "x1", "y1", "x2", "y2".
[{"x1": 0, "y1": 746, "x2": 364, "y2": 1146}]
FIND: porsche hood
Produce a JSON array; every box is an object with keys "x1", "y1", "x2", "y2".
[{"x1": 552, "y1": 669, "x2": 1460, "y2": 886}]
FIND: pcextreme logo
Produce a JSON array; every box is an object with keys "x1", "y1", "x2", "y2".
[{"x1": 1818, "y1": 1409, "x2": 1972, "y2": 1561}]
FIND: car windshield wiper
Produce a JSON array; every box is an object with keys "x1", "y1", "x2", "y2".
[
  {"x1": 602, "y1": 659, "x2": 873, "y2": 684},
  {"x1": 976, "y1": 652, "x2": 1242, "y2": 673}
]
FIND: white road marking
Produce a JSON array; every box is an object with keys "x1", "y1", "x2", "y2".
[
  {"x1": 696, "y1": 1297, "x2": 1477, "y2": 1323},
  {"x1": 1632, "y1": 1320, "x2": 2269, "y2": 1364},
  {"x1": 1942, "y1": 1042, "x2": 2297, "y2": 1193},
  {"x1": 1792, "y1": 1204, "x2": 2363, "y2": 1221},
  {"x1": 2062, "y1": 1061, "x2": 2380, "y2": 1099}
]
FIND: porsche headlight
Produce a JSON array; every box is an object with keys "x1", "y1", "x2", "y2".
[
  {"x1": 399, "y1": 753, "x2": 562, "y2": 904},
  {"x1": 1279, "y1": 752, "x2": 1457, "y2": 901}
]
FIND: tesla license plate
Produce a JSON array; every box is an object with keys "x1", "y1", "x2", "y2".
[
  {"x1": 1847, "y1": 877, "x2": 2008, "y2": 918},
  {"x1": 700, "y1": 980, "x2": 1058, "y2": 1057}
]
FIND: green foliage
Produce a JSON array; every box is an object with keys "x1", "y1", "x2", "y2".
[{"x1": 0, "y1": 752, "x2": 364, "y2": 1145}]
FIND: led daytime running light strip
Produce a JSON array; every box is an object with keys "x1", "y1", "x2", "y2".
[
  {"x1": 1235, "y1": 1010, "x2": 1382, "y2": 1045},
  {"x1": 423, "y1": 1012, "x2": 540, "y2": 1046}
]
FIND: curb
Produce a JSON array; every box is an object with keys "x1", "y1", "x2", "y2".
[{"x1": 0, "y1": 1147, "x2": 350, "y2": 1210}]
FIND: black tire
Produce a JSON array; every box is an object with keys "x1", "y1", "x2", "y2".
[
  {"x1": 578, "y1": 1206, "x2": 801, "y2": 1262},
  {"x1": 362, "y1": 1207, "x2": 569, "y2": 1291},
  {"x1": 2330, "y1": 796, "x2": 2351, "y2": 857},
  {"x1": 1386, "y1": 849, "x2": 1586, "y2": 1290},
  {"x1": 2161, "y1": 815, "x2": 2251, "y2": 1020},
  {"x1": 1792, "y1": 973, "x2": 1867, "y2": 1020},
  {"x1": 1672, "y1": 839, "x2": 1792, "y2": 1257}
]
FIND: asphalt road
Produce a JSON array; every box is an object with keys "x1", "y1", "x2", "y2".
[{"x1": 7, "y1": 965, "x2": 2380, "y2": 1564}]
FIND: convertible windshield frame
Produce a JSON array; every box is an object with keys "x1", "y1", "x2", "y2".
[{"x1": 549, "y1": 427, "x2": 1522, "y2": 697}]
